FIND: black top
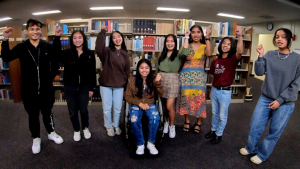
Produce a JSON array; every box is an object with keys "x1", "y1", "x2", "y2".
[
  {"x1": 53, "y1": 37, "x2": 96, "y2": 91},
  {"x1": 1, "y1": 38, "x2": 59, "y2": 98}
]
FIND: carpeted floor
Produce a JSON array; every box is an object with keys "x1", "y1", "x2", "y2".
[{"x1": 0, "y1": 76, "x2": 300, "y2": 169}]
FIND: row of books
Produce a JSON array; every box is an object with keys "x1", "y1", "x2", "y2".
[
  {"x1": 176, "y1": 19, "x2": 195, "y2": 35},
  {"x1": 91, "y1": 20, "x2": 132, "y2": 33},
  {"x1": 132, "y1": 37, "x2": 165, "y2": 51},
  {"x1": 211, "y1": 22, "x2": 242, "y2": 37},
  {"x1": 0, "y1": 58, "x2": 9, "y2": 70},
  {"x1": 133, "y1": 20, "x2": 156, "y2": 34},
  {"x1": 48, "y1": 40, "x2": 71, "y2": 50},
  {"x1": 53, "y1": 74, "x2": 63, "y2": 86},
  {"x1": 0, "y1": 89, "x2": 13, "y2": 100},
  {"x1": 0, "y1": 72, "x2": 11, "y2": 84}
]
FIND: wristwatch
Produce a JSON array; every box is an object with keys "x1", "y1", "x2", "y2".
[
  {"x1": 205, "y1": 38, "x2": 211, "y2": 41},
  {"x1": 2, "y1": 36, "x2": 8, "y2": 41}
]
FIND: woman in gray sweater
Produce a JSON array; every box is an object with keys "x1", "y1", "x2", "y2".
[{"x1": 239, "y1": 28, "x2": 300, "y2": 164}]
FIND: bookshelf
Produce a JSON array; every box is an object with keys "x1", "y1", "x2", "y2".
[
  {"x1": 45, "y1": 17, "x2": 253, "y2": 104},
  {"x1": 0, "y1": 25, "x2": 22, "y2": 103}
]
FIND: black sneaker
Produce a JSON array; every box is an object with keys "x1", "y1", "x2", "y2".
[{"x1": 205, "y1": 130, "x2": 216, "y2": 139}]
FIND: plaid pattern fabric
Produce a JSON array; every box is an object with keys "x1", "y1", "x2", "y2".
[{"x1": 160, "y1": 72, "x2": 179, "y2": 98}]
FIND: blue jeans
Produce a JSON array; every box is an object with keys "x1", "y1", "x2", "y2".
[
  {"x1": 245, "y1": 94, "x2": 294, "y2": 161},
  {"x1": 130, "y1": 104, "x2": 160, "y2": 146},
  {"x1": 211, "y1": 87, "x2": 232, "y2": 136},
  {"x1": 64, "y1": 85, "x2": 90, "y2": 132},
  {"x1": 100, "y1": 86, "x2": 124, "y2": 129}
]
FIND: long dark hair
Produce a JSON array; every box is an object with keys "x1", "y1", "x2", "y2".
[
  {"x1": 70, "y1": 30, "x2": 89, "y2": 52},
  {"x1": 158, "y1": 34, "x2": 178, "y2": 65},
  {"x1": 109, "y1": 31, "x2": 127, "y2": 51},
  {"x1": 217, "y1": 37, "x2": 236, "y2": 59},
  {"x1": 135, "y1": 59, "x2": 153, "y2": 98},
  {"x1": 189, "y1": 25, "x2": 206, "y2": 44},
  {"x1": 273, "y1": 28, "x2": 293, "y2": 49}
]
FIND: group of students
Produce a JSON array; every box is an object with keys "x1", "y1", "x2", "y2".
[{"x1": 2, "y1": 18, "x2": 300, "y2": 165}]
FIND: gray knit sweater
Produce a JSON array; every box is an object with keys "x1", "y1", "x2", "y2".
[{"x1": 255, "y1": 50, "x2": 300, "y2": 104}]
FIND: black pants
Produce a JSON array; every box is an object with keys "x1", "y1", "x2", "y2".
[
  {"x1": 23, "y1": 94, "x2": 55, "y2": 138},
  {"x1": 64, "y1": 85, "x2": 90, "y2": 132}
]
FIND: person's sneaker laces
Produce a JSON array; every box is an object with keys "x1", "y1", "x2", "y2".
[
  {"x1": 114, "y1": 127, "x2": 122, "y2": 135},
  {"x1": 163, "y1": 122, "x2": 169, "y2": 134},
  {"x1": 239, "y1": 148, "x2": 250, "y2": 155},
  {"x1": 73, "y1": 131, "x2": 81, "y2": 141},
  {"x1": 83, "y1": 128, "x2": 91, "y2": 139},
  {"x1": 147, "y1": 141, "x2": 158, "y2": 155},
  {"x1": 106, "y1": 128, "x2": 115, "y2": 137},
  {"x1": 32, "y1": 138, "x2": 41, "y2": 154},
  {"x1": 136, "y1": 144, "x2": 145, "y2": 155},
  {"x1": 250, "y1": 155, "x2": 263, "y2": 164},
  {"x1": 48, "y1": 131, "x2": 64, "y2": 144},
  {"x1": 169, "y1": 125, "x2": 176, "y2": 138}
]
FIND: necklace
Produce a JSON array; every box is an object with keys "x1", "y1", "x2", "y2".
[
  {"x1": 117, "y1": 50, "x2": 120, "y2": 56},
  {"x1": 278, "y1": 50, "x2": 291, "y2": 60}
]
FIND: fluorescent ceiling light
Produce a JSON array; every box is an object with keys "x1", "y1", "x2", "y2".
[
  {"x1": 23, "y1": 23, "x2": 27, "y2": 25},
  {"x1": 90, "y1": 6, "x2": 123, "y2": 10},
  {"x1": 217, "y1": 13, "x2": 244, "y2": 19},
  {"x1": 0, "y1": 17, "x2": 12, "y2": 21},
  {"x1": 277, "y1": 0, "x2": 300, "y2": 9},
  {"x1": 32, "y1": 10, "x2": 61, "y2": 15},
  {"x1": 157, "y1": 7, "x2": 190, "y2": 12},
  {"x1": 60, "y1": 18, "x2": 82, "y2": 22}
]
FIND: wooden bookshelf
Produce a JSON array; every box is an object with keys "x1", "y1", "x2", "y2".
[{"x1": 0, "y1": 25, "x2": 22, "y2": 103}]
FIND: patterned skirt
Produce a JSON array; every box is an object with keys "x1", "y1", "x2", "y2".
[
  {"x1": 176, "y1": 67, "x2": 207, "y2": 118},
  {"x1": 159, "y1": 72, "x2": 179, "y2": 98}
]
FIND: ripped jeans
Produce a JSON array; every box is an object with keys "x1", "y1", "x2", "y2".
[{"x1": 130, "y1": 103, "x2": 160, "y2": 146}]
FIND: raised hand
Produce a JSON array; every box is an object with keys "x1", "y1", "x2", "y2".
[
  {"x1": 206, "y1": 26, "x2": 211, "y2": 38},
  {"x1": 185, "y1": 29, "x2": 190, "y2": 37},
  {"x1": 3, "y1": 27, "x2": 13, "y2": 38},
  {"x1": 236, "y1": 26, "x2": 242, "y2": 37},
  {"x1": 256, "y1": 44, "x2": 264, "y2": 57},
  {"x1": 55, "y1": 28, "x2": 63, "y2": 36},
  {"x1": 155, "y1": 73, "x2": 161, "y2": 82},
  {"x1": 101, "y1": 26, "x2": 107, "y2": 31}
]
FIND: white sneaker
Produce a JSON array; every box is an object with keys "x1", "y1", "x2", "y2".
[
  {"x1": 73, "y1": 131, "x2": 81, "y2": 141},
  {"x1": 83, "y1": 128, "x2": 91, "y2": 139},
  {"x1": 147, "y1": 141, "x2": 158, "y2": 155},
  {"x1": 239, "y1": 148, "x2": 250, "y2": 155},
  {"x1": 163, "y1": 122, "x2": 169, "y2": 134},
  {"x1": 169, "y1": 125, "x2": 176, "y2": 138},
  {"x1": 32, "y1": 138, "x2": 41, "y2": 154},
  {"x1": 250, "y1": 155, "x2": 263, "y2": 164},
  {"x1": 48, "y1": 131, "x2": 64, "y2": 144},
  {"x1": 106, "y1": 128, "x2": 115, "y2": 137},
  {"x1": 136, "y1": 145, "x2": 145, "y2": 155},
  {"x1": 114, "y1": 127, "x2": 122, "y2": 135}
]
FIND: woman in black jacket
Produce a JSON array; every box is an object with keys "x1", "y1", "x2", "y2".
[
  {"x1": 1, "y1": 19, "x2": 63, "y2": 154},
  {"x1": 55, "y1": 29, "x2": 96, "y2": 141}
]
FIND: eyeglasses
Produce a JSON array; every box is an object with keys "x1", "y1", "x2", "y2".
[{"x1": 28, "y1": 22, "x2": 42, "y2": 28}]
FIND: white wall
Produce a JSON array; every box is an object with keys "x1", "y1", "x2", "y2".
[{"x1": 258, "y1": 34, "x2": 277, "y2": 54}]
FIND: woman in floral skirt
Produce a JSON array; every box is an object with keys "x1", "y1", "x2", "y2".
[{"x1": 176, "y1": 25, "x2": 212, "y2": 133}]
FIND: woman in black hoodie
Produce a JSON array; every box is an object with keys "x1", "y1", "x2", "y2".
[{"x1": 55, "y1": 29, "x2": 96, "y2": 142}]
